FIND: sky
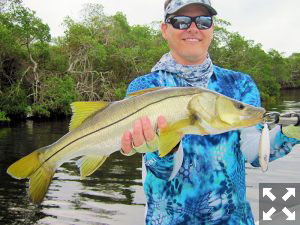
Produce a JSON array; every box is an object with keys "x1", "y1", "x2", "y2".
[{"x1": 23, "y1": 0, "x2": 300, "y2": 56}]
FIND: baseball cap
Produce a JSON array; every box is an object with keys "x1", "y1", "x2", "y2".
[{"x1": 164, "y1": 0, "x2": 217, "y2": 20}]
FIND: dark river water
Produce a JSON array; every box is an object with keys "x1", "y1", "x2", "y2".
[{"x1": 0, "y1": 89, "x2": 300, "y2": 225}]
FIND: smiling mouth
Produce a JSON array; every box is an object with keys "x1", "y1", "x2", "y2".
[{"x1": 183, "y1": 38, "x2": 200, "y2": 42}]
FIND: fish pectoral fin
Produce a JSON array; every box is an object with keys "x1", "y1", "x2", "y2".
[
  {"x1": 7, "y1": 147, "x2": 55, "y2": 204},
  {"x1": 159, "y1": 129, "x2": 182, "y2": 157},
  {"x1": 128, "y1": 87, "x2": 164, "y2": 97},
  {"x1": 70, "y1": 101, "x2": 110, "y2": 131},
  {"x1": 76, "y1": 155, "x2": 108, "y2": 180},
  {"x1": 159, "y1": 119, "x2": 190, "y2": 157}
]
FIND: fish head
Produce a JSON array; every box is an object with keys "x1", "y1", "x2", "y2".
[
  {"x1": 215, "y1": 95, "x2": 265, "y2": 128},
  {"x1": 188, "y1": 92, "x2": 218, "y2": 123},
  {"x1": 188, "y1": 91, "x2": 265, "y2": 131}
]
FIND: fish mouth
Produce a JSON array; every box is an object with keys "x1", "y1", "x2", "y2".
[
  {"x1": 240, "y1": 115, "x2": 254, "y2": 120},
  {"x1": 240, "y1": 112, "x2": 264, "y2": 121},
  {"x1": 243, "y1": 108, "x2": 266, "y2": 120}
]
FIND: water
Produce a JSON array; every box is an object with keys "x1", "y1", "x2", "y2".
[
  {"x1": 0, "y1": 89, "x2": 299, "y2": 225},
  {"x1": 0, "y1": 121, "x2": 145, "y2": 225}
]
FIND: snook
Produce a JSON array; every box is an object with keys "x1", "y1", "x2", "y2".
[{"x1": 7, "y1": 87, "x2": 265, "y2": 203}]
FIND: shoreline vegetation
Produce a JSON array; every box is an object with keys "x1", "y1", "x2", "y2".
[{"x1": 1, "y1": 1, "x2": 300, "y2": 122}]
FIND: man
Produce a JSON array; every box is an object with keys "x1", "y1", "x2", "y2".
[{"x1": 121, "y1": 0, "x2": 300, "y2": 224}]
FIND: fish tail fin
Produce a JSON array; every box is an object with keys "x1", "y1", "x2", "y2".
[
  {"x1": 7, "y1": 147, "x2": 55, "y2": 204},
  {"x1": 7, "y1": 151, "x2": 42, "y2": 179}
]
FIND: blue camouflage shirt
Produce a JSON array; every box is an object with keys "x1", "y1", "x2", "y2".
[{"x1": 126, "y1": 65, "x2": 300, "y2": 225}]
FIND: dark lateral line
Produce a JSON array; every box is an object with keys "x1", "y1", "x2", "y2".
[{"x1": 42, "y1": 92, "x2": 195, "y2": 165}]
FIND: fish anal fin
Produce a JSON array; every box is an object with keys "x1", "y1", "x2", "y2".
[
  {"x1": 128, "y1": 87, "x2": 164, "y2": 97},
  {"x1": 76, "y1": 155, "x2": 108, "y2": 180},
  {"x1": 29, "y1": 166, "x2": 55, "y2": 204},
  {"x1": 159, "y1": 119, "x2": 191, "y2": 157},
  {"x1": 70, "y1": 101, "x2": 110, "y2": 131}
]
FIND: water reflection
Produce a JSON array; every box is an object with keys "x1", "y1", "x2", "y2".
[
  {"x1": 0, "y1": 120, "x2": 145, "y2": 225},
  {"x1": 267, "y1": 89, "x2": 300, "y2": 112}
]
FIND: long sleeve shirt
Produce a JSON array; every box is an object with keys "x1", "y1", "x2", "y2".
[{"x1": 126, "y1": 65, "x2": 300, "y2": 225}]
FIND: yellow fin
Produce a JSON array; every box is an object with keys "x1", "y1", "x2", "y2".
[
  {"x1": 128, "y1": 87, "x2": 164, "y2": 97},
  {"x1": 70, "y1": 101, "x2": 110, "y2": 131},
  {"x1": 29, "y1": 164, "x2": 55, "y2": 204},
  {"x1": 159, "y1": 119, "x2": 191, "y2": 157},
  {"x1": 7, "y1": 147, "x2": 55, "y2": 204},
  {"x1": 76, "y1": 155, "x2": 108, "y2": 180}
]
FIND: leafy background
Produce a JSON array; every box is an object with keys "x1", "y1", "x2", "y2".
[{"x1": 1, "y1": 0, "x2": 299, "y2": 121}]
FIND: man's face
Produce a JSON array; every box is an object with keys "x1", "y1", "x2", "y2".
[{"x1": 161, "y1": 4, "x2": 214, "y2": 65}]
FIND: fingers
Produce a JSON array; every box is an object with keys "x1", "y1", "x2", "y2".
[
  {"x1": 132, "y1": 119, "x2": 146, "y2": 147},
  {"x1": 121, "y1": 116, "x2": 153, "y2": 154},
  {"x1": 157, "y1": 115, "x2": 167, "y2": 130},
  {"x1": 121, "y1": 130, "x2": 133, "y2": 154},
  {"x1": 141, "y1": 116, "x2": 155, "y2": 141},
  {"x1": 121, "y1": 115, "x2": 167, "y2": 154}
]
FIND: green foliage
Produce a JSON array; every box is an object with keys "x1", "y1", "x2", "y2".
[
  {"x1": 210, "y1": 20, "x2": 294, "y2": 101},
  {"x1": 31, "y1": 104, "x2": 50, "y2": 118},
  {"x1": 6, "y1": 2, "x2": 51, "y2": 44},
  {"x1": 59, "y1": 4, "x2": 168, "y2": 101},
  {"x1": 0, "y1": 83, "x2": 29, "y2": 118},
  {"x1": 0, "y1": 2, "x2": 299, "y2": 121},
  {"x1": 0, "y1": 110, "x2": 10, "y2": 121},
  {"x1": 46, "y1": 44, "x2": 69, "y2": 72},
  {"x1": 34, "y1": 75, "x2": 80, "y2": 117},
  {"x1": 286, "y1": 53, "x2": 300, "y2": 88},
  {"x1": 114, "y1": 82, "x2": 127, "y2": 99}
]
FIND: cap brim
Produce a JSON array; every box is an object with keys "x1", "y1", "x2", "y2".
[{"x1": 167, "y1": 3, "x2": 217, "y2": 16}]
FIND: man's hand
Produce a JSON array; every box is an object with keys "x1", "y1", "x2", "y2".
[{"x1": 121, "y1": 115, "x2": 167, "y2": 155}]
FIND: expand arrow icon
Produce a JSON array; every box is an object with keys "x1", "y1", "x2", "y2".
[
  {"x1": 263, "y1": 207, "x2": 276, "y2": 220},
  {"x1": 282, "y1": 188, "x2": 295, "y2": 201},
  {"x1": 263, "y1": 188, "x2": 276, "y2": 201},
  {"x1": 282, "y1": 207, "x2": 296, "y2": 220}
]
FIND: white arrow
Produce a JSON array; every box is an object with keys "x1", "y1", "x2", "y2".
[
  {"x1": 263, "y1": 207, "x2": 276, "y2": 220},
  {"x1": 263, "y1": 188, "x2": 276, "y2": 201},
  {"x1": 282, "y1": 188, "x2": 295, "y2": 201},
  {"x1": 282, "y1": 207, "x2": 296, "y2": 220}
]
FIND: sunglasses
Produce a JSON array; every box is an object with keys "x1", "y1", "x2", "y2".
[{"x1": 165, "y1": 15, "x2": 213, "y2": 30}]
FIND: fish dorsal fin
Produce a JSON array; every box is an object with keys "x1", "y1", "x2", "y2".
[
  {"x1": 76, "y1": 155, "x2": 108, "y2": 180},
  {"x1": 70, "y1": 101, "x2": 110, "y2": 131},
  {"x1": 128, "y1": 87, "x2": 164, "y2": 97}
]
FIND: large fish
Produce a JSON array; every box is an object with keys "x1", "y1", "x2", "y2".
[{"x1": 7, "y1": 87, "x2": 265, "y2": 203}]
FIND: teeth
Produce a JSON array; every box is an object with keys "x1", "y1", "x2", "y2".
[{"x1": 184, "y1": 38, "x2": 199, "y2": 42}]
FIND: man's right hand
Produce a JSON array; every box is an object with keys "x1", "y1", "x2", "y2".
[{"x1": 121, "y1": 115, "x2": 168, "y2": 155}]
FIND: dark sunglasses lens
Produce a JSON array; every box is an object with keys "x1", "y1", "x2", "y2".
[
  {"x1": 196, "y1": 16, "x2": 212, "y2": 29},
  {"x1": 171, "y1": 16, "x2": 192, "y2": 29}
]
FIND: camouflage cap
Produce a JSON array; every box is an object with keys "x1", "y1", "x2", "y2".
[{"x1": 164, "y1": 0, "x2": 217, "y2": 20}]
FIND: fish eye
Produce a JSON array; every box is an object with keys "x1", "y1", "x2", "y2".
[{"x1": 236, "y1": 103, "x2": 245, "y2": 110}]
